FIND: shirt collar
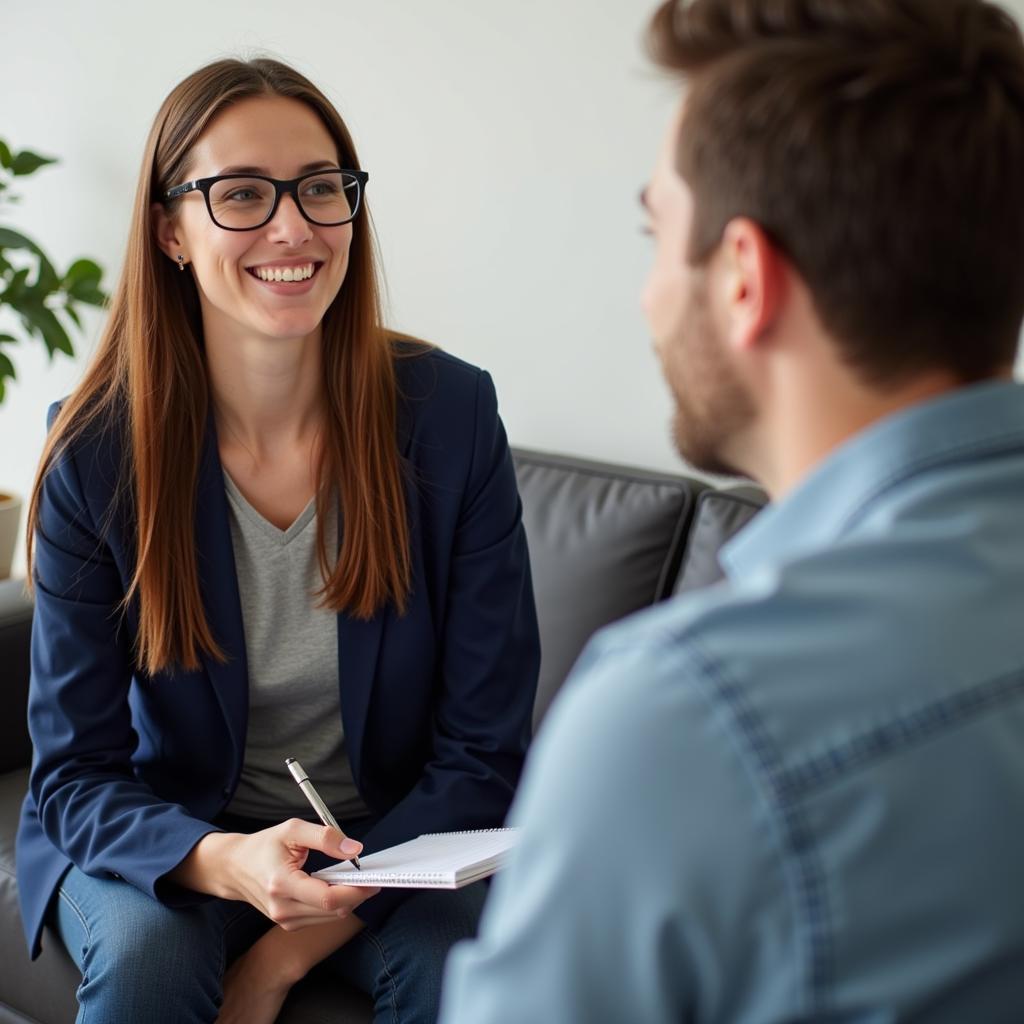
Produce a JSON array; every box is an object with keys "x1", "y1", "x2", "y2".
[{"x1": 720, "y1": 379, "x2": 1024, "y2": 581}]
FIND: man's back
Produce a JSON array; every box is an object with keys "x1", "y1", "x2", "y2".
[{"x1": 441, "y1": 381, "x2": 1024, "y2": 1022}]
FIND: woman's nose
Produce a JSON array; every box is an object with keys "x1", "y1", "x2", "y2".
[{"x1": 266, "y1": 192, "x2": 313, "y2": 245}]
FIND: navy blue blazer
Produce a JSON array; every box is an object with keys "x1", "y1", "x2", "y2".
[{"x1": 17, "y1": 346, "x2": 540, "y2": 958}]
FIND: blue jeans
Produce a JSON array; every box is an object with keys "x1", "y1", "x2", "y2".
[{"x1": 51, "y1": 863, "x2": 487, "y2": 1024}]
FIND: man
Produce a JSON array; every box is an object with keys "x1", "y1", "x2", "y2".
[{"x1": 439, "y1": 0, "x2": 1024, "y2": 1020}]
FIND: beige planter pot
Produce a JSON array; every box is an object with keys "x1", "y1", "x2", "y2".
[{"x1": 0, "y1": 492, "x2": 23, "y2": 580}]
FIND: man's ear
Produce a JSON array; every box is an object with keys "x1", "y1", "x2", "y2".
[
  {"x1": 151, "y1": 202, "x2": 183, "y2": 263},
  {"x1": 714, "y1": 217, "x2": 787, "y2": 353}
]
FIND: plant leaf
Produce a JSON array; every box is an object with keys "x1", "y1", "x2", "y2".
[
  {"x1": 0, "y1": 332, "x2": 17, "y2": 345},
  {"x1": 0, "y1": 349, "x2": 14, "y2": 402},
  {"x1": 64, "y1": 303, "x2": 82, "y2": 329},
  {"x1": 64, "y1": 258, "x2": 107, "y2": 306},
  {"x1": 32, "y1": 304, "x2": 74, "y2": 358},
  {"x1": 35, "y1": 252, "x2": 60, "y2": 295},
  {"x1": 11, "y1": 149, "x2": 57, "y2": 176},
  {"x1": 0, "y1": 226, "x2": 41, "y2": 253},
  {"x1": 63, "y1": 257, "x2": 102, "y2": 293},
  {"x1": 5, "y1": 283, "x2": 79, "y2": 363},
  {"x1": 3, "y1": 266, "x2": 31, "y2": 304},
  {"x1": 0, "y1": 140, "x2": 11, "y2": 169},
  {"x1": 74, "y1": 285, "x2": 106, "y2": 307}
]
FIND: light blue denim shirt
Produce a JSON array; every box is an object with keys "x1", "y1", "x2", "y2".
[{"x1": 441, "y1": 380, "x2": 1024, "y2": 1023}]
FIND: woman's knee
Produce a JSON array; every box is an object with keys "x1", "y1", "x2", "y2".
[
  {"x1": 344, "y1": 884, "x2": 488, "y2": 1024},
  {"x1": 56, "y1": 871, "x2": 227, "y2": 1020}
]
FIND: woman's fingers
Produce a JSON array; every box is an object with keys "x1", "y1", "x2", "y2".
[
  {"x1": 279, "y1": 819, "x2": 363, "y2": 862},
  {"x1": 269, "y1": 884, "x2": 381, "y2": 930},
  {"x1": 224, "y1": 819, "x2": 374, "y2": 927},
  {"x1": 322, "y1": 883, "x2": 380, "y2": 916}
]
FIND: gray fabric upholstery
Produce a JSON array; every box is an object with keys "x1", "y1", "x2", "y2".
[{"x1": 0, "y1": 451, "x2": 758, "y2": 1023}]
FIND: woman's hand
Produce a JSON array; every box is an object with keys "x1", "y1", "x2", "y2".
[{"x1": 169, "y1": 819, "x2": 379, "y2": 929}]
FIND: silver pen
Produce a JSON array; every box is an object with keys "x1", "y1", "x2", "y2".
[{"x1": 285, "y1": 757, "x2": 361, "y2": 870}]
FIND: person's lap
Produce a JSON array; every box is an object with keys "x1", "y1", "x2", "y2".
[{"x1": 52, "y1": 863, "x2": 486, "y2": 1024}]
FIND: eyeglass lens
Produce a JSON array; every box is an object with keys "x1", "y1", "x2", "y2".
[{"x1": 207, "y1": 171, "x2": 360, "y2": 229}]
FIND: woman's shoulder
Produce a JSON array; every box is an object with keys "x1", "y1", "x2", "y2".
[
  {"x1": 389, "y1": 336, "x2": 503, "y2": 465},
  {"x1": 391, "y1": 335, "x2": 490, "y2": 402},
  {"x1": 42, "y1": 393, "x2": 131, "y2": 505},
  {"x1": 46, "y1": 392, "x2": 129, "y2": 456}
]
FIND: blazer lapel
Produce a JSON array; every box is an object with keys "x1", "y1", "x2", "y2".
[{"x1": 195, "y1": 409, "x2": 250, "y2": 765}]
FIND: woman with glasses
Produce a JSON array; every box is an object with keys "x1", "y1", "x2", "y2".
[{"x1": 16, "y1": 58, "x2": 539, "y2": 1024}]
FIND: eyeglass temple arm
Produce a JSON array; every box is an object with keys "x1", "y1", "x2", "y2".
[{"x1": 164, "y1": 181, "x2": 199, "y2": 200}]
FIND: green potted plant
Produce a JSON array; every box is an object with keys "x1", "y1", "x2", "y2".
[{"x1": 0, "y1": 139, "x2": 107, "y2": 578}]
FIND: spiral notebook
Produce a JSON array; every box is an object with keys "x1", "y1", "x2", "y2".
[{"x1": 311, "y1": 828, "x2": 520, "y2": 889}]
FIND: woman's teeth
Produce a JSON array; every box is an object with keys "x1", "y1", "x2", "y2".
[{"x1": 251, "y1": 263, "x2": 316, "y2": 282}]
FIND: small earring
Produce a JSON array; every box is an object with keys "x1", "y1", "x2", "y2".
[{"x1": 177, "y1": 254, "x2": 186, "y2": 271}]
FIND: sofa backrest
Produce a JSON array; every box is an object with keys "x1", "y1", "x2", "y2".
[
  {"x1": 673, "y1": 484, "x2": 767, "y2": 595},
  {"x1": 512, "y1": 448, "x2": 705, "y2": 728},
  {"x1": 0, "y1": 453, "x2": 769, "y2": 767}
]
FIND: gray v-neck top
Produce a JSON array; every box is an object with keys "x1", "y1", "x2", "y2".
[{"x1": 222, "y1": 471, "x2": 367, "y2": 823}]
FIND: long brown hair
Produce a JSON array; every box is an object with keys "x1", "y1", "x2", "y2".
[
  {"x1": 647, "y1": 0, "x2": 1024, "y2": 385},
  {"x1": 26, "y1": 58, "x2": 413, "y2": 676}
]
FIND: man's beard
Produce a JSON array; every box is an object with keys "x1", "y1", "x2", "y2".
[{"x1": 662, "y1": 272, "x2": 756, "y2": 478}]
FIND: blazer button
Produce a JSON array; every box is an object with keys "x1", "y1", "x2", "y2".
[{"x1": 221, "y1": 786, "x2": 232, "y2": 797}]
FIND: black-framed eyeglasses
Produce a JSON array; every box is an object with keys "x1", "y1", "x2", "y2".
[{"x1": 163, "y1": 168, "x2": 368, "y2": 231}]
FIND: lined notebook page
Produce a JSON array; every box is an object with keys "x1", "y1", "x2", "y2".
[{"x1": 312, "y1": 828, "x2": 520, "y2": 889}]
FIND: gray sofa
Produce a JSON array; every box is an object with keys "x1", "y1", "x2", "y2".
[{"x1": 0, "y1": 447, "x2": 765, "y2": 1024}]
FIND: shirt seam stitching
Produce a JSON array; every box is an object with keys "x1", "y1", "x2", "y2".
[
  {"x1": 684, "y1": 639, "x2": 835, "y2": 1014},
  {"x1": 776, "y1": 667, "x2": 1024, "y2": 799}
]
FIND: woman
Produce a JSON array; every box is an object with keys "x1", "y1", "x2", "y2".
[{"x1": 16, "y1": 57, "x2": 539, "y2": 1024}]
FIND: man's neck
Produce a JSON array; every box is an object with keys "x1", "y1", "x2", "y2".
[{"x1": 757, "y1": 367, "x2": 1004, "y2": 500}]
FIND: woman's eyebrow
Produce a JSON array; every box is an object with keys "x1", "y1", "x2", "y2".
[{"x1": 215, "y1": 160, "x2": 340, "y2": 176}]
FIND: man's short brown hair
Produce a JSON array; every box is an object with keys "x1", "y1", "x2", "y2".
[{"x1": 648, "y1": 0, "x2": 1024, "y2": 384}]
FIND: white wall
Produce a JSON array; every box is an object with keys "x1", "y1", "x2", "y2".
[
  {"x1": 0, "y1": 0, "x2": 679, "y2": 577},
  {"x1": 3, "y1": 0, "x2": 1024, "y2": 579}
]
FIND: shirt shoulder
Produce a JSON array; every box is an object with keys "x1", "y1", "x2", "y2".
[{"x1": 443, "y1": 632, "x2": 800, "y2": 1023}]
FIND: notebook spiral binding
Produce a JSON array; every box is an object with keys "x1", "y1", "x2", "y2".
[{"x1": 421, "y1": 827, "x2": 517, "y2": 837}]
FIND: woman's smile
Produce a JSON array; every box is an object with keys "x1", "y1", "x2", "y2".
[{"x1": 245, "y1": 259, "x2": 325, "y2": 295}]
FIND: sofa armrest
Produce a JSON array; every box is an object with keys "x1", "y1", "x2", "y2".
[{"x1": 0, "y1": 578, "x2": 33, "y2": 773}]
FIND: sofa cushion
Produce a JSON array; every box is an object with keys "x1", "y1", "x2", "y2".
[
  {"x1": 513, "y1": 449, "x2": 701, "y2": 727},
  {"x1": 673, "y1": 485, "x2": 768, "y2": 594},
  {"x1": 0, "y1": 580, "x2": 32, "y2": 773},
  {"x1": 0, "y1": 768, "x2": 81, "y2": 1024}
]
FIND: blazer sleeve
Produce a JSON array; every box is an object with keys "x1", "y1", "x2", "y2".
[
  {"x1": 28, "y1": 407, "x2": 219, "y2": 904},
  {"x1": 355, "y1": 370, "x2": 541, "y2": 928}
]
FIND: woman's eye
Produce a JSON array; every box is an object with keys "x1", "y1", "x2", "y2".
[
  {"x1": 227, "y1": 189, "x2": 259, "y2": 202},
  {"x1": 303, "y1": 180, "x2": 339, "y2": 197}
]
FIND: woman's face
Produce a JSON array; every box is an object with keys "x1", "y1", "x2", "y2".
[{"x1": 156, "y1": 94, "x2": 354, "y2": 345}]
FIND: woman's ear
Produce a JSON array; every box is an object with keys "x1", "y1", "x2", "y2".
[{"x1": 151, "y1": 202, "x2": 183, "y2": 263}]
